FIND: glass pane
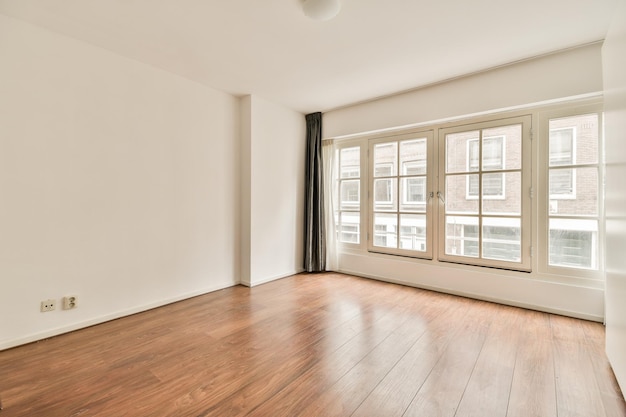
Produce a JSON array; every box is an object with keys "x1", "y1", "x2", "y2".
[
  {"x1": 373, "y1": 178, "x2": 397, "y2": 212},
  {"x1": 549, "y1": 218, "x2": 598, "y2": 269},
  {"x1": 482, "y1": 172, "x2": 504, "y2": 198},
  {"x1": 445, "y1": 216, "x2": 479, "y2": 257},
  {"x1": 400, "y1": 177, "x2": 427, "y2": 213},
  {"x1": 339, "y1": 212, "x2": 360, "y2": 244},
  {"x1": 446, "y1": 130, "x2": 479, "y2": 173},
  {"x1": 399, "y1": 214, "x2": 426, "y2": 252},
  {"x1": 340, "y1": 147, "x2": 360, "y2": 178},
  {"x1": 482, "y1": 136, "x2": 504, "y2": 170},
  {"x1": 482, "y1": 172, "x2": 521, "y2": 215},
  {"x1": 400, "y1": 139, "x2": 427, "y2": 175},
  {"x1": 549, "y1": 168, "x2": 575, "y2": 197},
  {"x1": 446, "y1": 175, "x2": 479, "y2": 214},
  {"x1": 467, "y1": 173, "x2": 480, "y2": 198},
  {"x1": 549, "y1": 167, "x2": 598, "y2": 216},
  {"x1": 340, "y1": 180, "x2": 359, "y2": 210},
  {"x1": 468, "y1": 140, "x2": 479, "y2": 172},
  {"x1": 549, "y1": 128, "x2": 574, "y2": 167},
  {"x1": 549, "y1": 114, "x2": 598, "y2": 166},
  {"x1": 483, "y1": 124, "x2": 522, "y2": 170},
  {"x1": 482, "y1": 217, "x2": 521, "y2": 262},
  {"x1": 374, "y1": 142, "x2": 397, "y2": 177},
  {"x1": 374, "y1": 213, "x2": 397, "y2": 248}
]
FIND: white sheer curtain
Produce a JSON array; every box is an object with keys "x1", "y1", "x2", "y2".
[{"x1": 322, "y1": 139, "x2": 338, "y2": 271}]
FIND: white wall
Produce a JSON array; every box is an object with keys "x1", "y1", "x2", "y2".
[
  {"x1": 240, "y1": 97, "x2": 253, "y2": 287},
  {"x1": 240, "y1": 95, "x2": 306, "y2": 286},
  {"x1": 324, "y1": 43, "x2": 603, "y2": 138},
  {"x1": 602, "y1": 0, "x2": 626, "y2": 393},
  {"x1": 0, "y1": 14, "x2": 241, "y2": 350},
  {"x1": 324, "y1": 44, "x2": 606, "y2": 321}
]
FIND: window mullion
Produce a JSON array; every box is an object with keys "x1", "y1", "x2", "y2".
[
  {"x1": 396, "y1": 142, "x2": 401, "y2": 249},
  {"x1": 478, "y1": 129, "x2": 484, "y2": 261}
]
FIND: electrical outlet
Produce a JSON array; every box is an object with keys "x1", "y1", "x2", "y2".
[
  {"x1": 63, "y1": 295, "x2": 77, "y2": 310},
  {"x1": 40, "y1": 299, "x2": 55, "y2": 312}
]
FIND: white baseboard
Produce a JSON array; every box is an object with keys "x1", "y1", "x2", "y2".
[
  {"x1": 241, "y1": 269, "x2": 305, "y2": 287},
  {"x1": 336, "y1": 267, "x2": 604, "y2": 323},
  {"x1": 0, "y1": 280, "x2": 238, "y2": 351}
]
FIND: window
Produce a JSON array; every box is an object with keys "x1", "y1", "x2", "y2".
[
  {"x1": 546, "y1": 113, "x2": 600, "y2": 271},
  {"x1": 336, "y1": 146, "x2": 361, "y2": 244},
  {"x1": 329, "y1": 100, "x2": 603, "y2": 283},
  {"x1": 439, "y1": 116, "x2": 530, "y2": 271},
  {"x1": 369, "y1": 132, "x2": 433, "y2": 258}
]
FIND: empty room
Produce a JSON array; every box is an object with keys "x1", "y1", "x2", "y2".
[{"x1": 1, "y1": 0, "x2": 625, "y2": 416}]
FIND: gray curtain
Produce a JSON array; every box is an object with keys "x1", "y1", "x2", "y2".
[{"x1": 304, "y1": 112, "x2": 326, "y2": 272}]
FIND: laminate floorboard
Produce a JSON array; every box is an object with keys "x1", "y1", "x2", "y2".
[
  {"x1": 454, "y1": 304, "x2": 522, "y2": 417},
  {"x1": 0, "y1": 272, "x2": 624, "y2": 417},
  {"x1": 505, "y1": 310, "x2": 557, "y2": 417}
]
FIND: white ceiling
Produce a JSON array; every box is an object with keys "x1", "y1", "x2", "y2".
[{"x1": 0, "y1": 0, "x2": 619, "y2": 113}]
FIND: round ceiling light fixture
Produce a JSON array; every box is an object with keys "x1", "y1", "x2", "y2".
[{"x1": 302, "y1": 0, "x2": 341, "y2": 21}]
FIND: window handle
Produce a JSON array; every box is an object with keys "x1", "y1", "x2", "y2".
[{"x1": 437, "y1": 191, "x2": 445, "y2": 204}]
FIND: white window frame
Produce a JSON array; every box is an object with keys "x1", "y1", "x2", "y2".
[
  {"x1": 328, "y1": 98, "x2": 604, "y2": 287},
  {"x1": 334, "y1": 142, "x2": 366, "y2": 247},
  {"x1": 368, "y1": 130, "x2": 434, "y2": 259},
  {"x1": 538, "y1": 104, "x2": 604, "y2": 279},
  {"x1": 438, "y1": 115, "x2": 531, "y2": 271}
]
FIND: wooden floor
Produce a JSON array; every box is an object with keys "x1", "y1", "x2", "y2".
[{"x1": 1, "y1": 273, "x2": 625, "y2": 417}]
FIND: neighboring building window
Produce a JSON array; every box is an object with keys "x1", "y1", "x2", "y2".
[
  {"x1": 467, "y1": 136, "x2": 505, "y2": 199},
  {"x1": 370, "y1": 133, "x2": 432, "y2": 258},
  {"x1": 341, "y1": 165, "x2": 360, "y2": 179},
  {"x1": 336, "y1": 146, "x2": 361, "y2": 244},
  {"x1": 403, "y1": 160, "x2": 426, "y2": 175},
  {"x1": 440, "y1": 116, "x2": 530, "y2": 271},
  {"x1": 403, "y1": 177, "x2": 426, "y2": 204},
  {"x1": 548, "y1": 114, "x2": 600, "y2": 270},
  {"x1": 374, "y1": 161, "x2": 393, "y2": 177},
  {"x1": 549, "y1": 127, "x2": 576, "y2": 200},
  {"x1": 374, "y1": 178, "x2": 393, "y2": 204},
  {"x1": 340, "y1": 180, "x2": 359, "y2": 206}
]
